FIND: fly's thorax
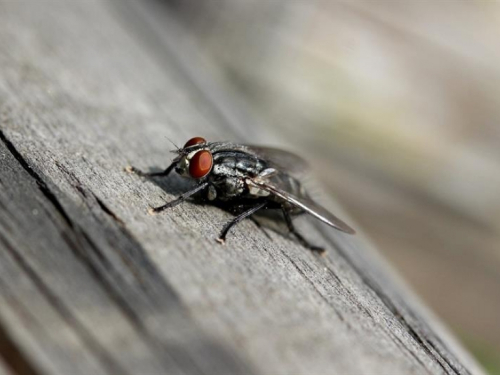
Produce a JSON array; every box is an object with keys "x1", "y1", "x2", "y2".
[
  {"x1": 211, "y1": 153, "x2": 265, "y2": 177},
  {"x1": 208, "y1": 153, "x2": 267, "y2": 200}
]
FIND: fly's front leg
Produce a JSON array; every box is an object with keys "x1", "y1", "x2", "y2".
[
  {"x1": 282, "y1": 208, "x2": 325, "y2": 255},
  {"x1": 149, "y1": 182, "x2": 209, "y2": 214},
  {"x1": 125, "y1": 161, "x2": 177, "y2": 178},
  {"x1": 217, "y1": 201, "x2": 267, "y2": 244}
]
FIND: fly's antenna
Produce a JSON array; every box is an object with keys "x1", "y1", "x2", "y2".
[{"x1": 165, "y1": 136, "x2": 181, "y2": 153}]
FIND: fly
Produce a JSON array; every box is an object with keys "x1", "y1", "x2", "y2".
[{"x1": 126, "y1": 136, "x2": 355, "y2": 254}]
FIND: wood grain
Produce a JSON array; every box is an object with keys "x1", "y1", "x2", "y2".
[{"x1": 0, "y1": 1, "x2": 484, "y2": 374}]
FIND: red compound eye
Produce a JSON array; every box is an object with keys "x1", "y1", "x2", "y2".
[
  {"x1": 189, "y1": 150, "x2": 213, "y2": 178},
  {"x1": 184, "y1": 137, "x2": 206, "y2": 148}
]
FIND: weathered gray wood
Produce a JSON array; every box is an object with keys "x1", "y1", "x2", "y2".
[{"x1": 0, "y1": 1, "x2": 484, "y2": 375}]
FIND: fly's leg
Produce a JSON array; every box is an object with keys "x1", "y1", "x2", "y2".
[
  {"x1": 217, "y1": 201, "x2": 267, "y2": 244},
  {"x1": 149, "y1": 182, "x2": 209, "y2": 214},
  {"x1": 125, "y1": 162, "x2": 176, "y2": 178},
  {"x1": 282, "y1": 208, "x2": 325, "y2": 255}
]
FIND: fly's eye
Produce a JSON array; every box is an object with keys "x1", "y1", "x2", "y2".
[
  {"x1": 189, "y1": 150, "x2": 213, "y2": 178},
  {"x1": 184, "y1": 137, "x2": 206, "y2": 148}
]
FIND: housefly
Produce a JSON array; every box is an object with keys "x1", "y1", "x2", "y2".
[{"x1": 126, "y1": 137, "x2": 355, "y2": 253}]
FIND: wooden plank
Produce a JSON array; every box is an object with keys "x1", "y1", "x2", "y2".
[
  {"x1": 0, "y1": 1, "x2": 484, "y2": 375},
  {"x1": 0, "y1": 137, "x2": 253, "y2": 375}
]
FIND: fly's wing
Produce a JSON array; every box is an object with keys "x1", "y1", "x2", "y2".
[
  {"x1": 243, "y1": 146, "x2": 309, "y2": 177},
  {"x1": 247, "y1": 178, "x2": 356, "y2": 234}
]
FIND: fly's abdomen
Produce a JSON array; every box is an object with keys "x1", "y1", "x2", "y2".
[
  {"x1": 265, "y1": 171, "x2": 308, "y2": 215},
  {"x1": 270, "y1": 171, "x2": 305, "y2": 197}
]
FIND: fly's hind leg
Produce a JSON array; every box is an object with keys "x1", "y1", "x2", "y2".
[
  {"x1": 217, "y1": 201, "x2": 267, "y2": 244},
  {"x1": 282, "y1": 208, "x2": 325, "y2": 255}
]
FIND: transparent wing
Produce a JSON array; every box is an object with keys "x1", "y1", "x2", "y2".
[
  {"x1": 247, "y1": 178, "x2": 356, "y2": 234},
  {"x1": 243, "y1": 146, "x2": 309, "y2": 177}
]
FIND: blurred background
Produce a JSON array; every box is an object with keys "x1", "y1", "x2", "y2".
[{"x1": 162, "y1": 0, "x2": 500, "y2": 372}]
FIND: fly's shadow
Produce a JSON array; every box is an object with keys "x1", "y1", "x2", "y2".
[
  {"x1": 139, "y1": 166, "x2": 192, "y2": 196},
  {"x1": 129, "y1": 165, "x2": 292, "y2": 242}
]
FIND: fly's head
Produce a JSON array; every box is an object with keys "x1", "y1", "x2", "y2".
[{"x1": 172, "y1": 137, "x2": 214, "y2": 180}]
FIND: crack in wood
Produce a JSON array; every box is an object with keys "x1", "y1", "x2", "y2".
[
  {"x1": 318, "y1": 226, "x2": 470, "y2": 375},
  {"x1": 0, "y1": 233, "x2": 127, "y2": 375},
  {"x1": 0, "y1": 132, "x2": 74, "y2": 230},
  {"x1": 0, "y1": 316, "x2": 41, "y2": 375},
  {"x1": 322, "y1": 265, "x2": 434, "y2": 374},
  {"x1": 278, "y1": 248, "x2": 346, "y2": 323}
]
